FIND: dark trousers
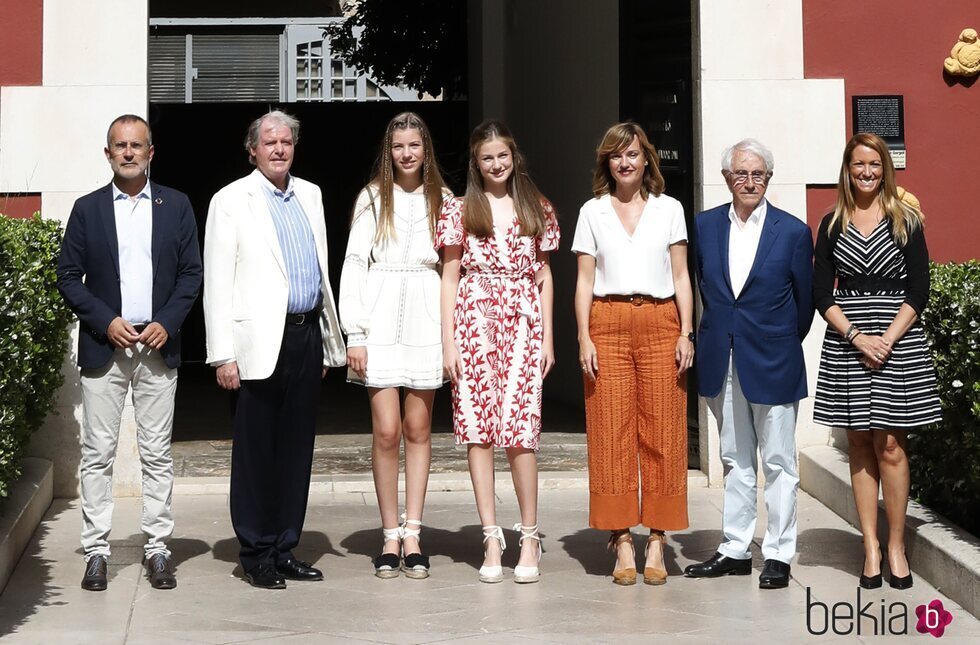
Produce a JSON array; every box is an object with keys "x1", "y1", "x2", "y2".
[{"x1": 230, "y1": 321, "x2": 322, "y2": 572}]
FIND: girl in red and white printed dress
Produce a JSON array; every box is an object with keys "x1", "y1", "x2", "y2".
[{"x1": 437, "y1": 121, "x2": 559, "y2": 584}]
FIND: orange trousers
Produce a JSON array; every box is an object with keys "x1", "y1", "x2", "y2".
[{"x1": 584, "y1": 297, "x2": 689, "y2": 531}]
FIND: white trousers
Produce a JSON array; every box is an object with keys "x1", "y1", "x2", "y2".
[
  {"x1": 79, "y1": 344, "x2": 177, "y2": 559},
  {"x1": 706, "y1": 356, "x2": 799, "y2": 564}
]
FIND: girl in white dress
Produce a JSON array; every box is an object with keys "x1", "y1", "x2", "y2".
[{"x1": 339, "y1": 112, "x2": 451, "y2": 579}]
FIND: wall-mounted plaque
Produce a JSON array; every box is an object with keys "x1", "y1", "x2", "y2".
[
  {"x1": 852, "y1": 95, "x2": 906, "y2": 169},
  {"x1": 638, "y1": 80, "x2": 691, "y2": 170}
]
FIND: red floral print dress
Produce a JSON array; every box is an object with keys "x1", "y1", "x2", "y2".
[{"x1": 436, "y1": 198, "x2": 560, "y2": 449}]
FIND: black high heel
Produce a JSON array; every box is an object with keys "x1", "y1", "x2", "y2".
[
  {"x1": 860, "y1": 549, "x2": 882, "y2": 589},
  {"x1": 888, "y1": 551, "x2": 914, "y2": 589},
  {"x1": 860, "y1": 573, "x2": 882, "y2": 589},
  {"x1": 890, "y1": 573, "x2": 914, "y2": 589}
]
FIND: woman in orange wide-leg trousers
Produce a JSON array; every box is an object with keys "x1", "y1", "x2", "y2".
[{"x1": 572, "y1": 122, "x2": 693, "y2": 586}]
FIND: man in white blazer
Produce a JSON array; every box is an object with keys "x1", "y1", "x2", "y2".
[{"x1": 203, "y1": 110, "x2": 345, "y2": 589}]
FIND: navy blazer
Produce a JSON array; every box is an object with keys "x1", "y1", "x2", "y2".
[
  {"x1": 57, "y1": 181, "x2": 203, "y2": 370},
  {"x1": 694, "y1": 200, "x2": 814, "y2": 405}
]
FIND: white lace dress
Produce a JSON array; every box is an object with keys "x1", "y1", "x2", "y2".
[{"x1": 339, "y1": 186, "x2": 447, "y2": 389}]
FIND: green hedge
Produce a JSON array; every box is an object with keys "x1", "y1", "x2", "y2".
[
  {"x1": 0, "y1": 214, "x2": 72, "y2": 500},
  {"x1": 912, "y1": 260, "x2": 980, "y2": 535}
]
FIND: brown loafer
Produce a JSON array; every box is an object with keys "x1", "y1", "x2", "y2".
[
  {"x1": 643, "y1": 532, "x2": 668, "y2": 585},
  {"x1": 608, "y1": 531, "x2": 637, "y2": 586},
  {"x1": 146, "y1": 553, "x2": 177, "y2": 590}
]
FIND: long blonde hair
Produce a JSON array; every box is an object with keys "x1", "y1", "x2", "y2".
[
  {"x1": 829, "y1": 132, "x2": 923, "y2": 246},
  {"x1": 462, "y1": 120, "x2": 548, "y2": 238},
  {"x1": 591, "y1": 122, "x2": 665, "y2": 199},
  {"x1": 358, "y1": 112, "x2": 448, "y2": 243}
]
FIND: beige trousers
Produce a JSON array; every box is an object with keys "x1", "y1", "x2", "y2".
[{"x1": 79, "y1": 344, "x2": 177, "y2": 560}]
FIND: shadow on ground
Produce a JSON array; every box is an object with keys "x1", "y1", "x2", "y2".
[
  {"x1": 0, "y1": 501, "x2": 64, "y2": 635},
  {"x1": 559, "y1": 527, "x2": 719, "y2": 577},
  {"x1": 212, "y1": 531, "x2": 345, "y2": 579}
]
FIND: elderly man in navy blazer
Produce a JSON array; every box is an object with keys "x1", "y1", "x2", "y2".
[
  {"x1": 57, "y1": 114, "x2": 202, "y2": 592},
  {"x1": 685, "y1": 139, "x2": 813, "y2": 589}
]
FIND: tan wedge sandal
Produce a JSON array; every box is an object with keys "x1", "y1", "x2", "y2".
[
  {"x1": 644, "y1": 531, "x2": 668, "y2": 585},
  {"x1": 608, "y1": 530, "x2": 637, "y2": 586}
]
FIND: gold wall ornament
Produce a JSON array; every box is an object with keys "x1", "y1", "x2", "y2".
[
  {"x1": 897, "y1": 186, "x2": 921, "y2": 211},
  {"x1": 944, "y1": 28, "x2": 980, "y2": 77}
]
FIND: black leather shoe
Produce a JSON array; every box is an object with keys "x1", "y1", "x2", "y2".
[
  {"x1": 890, "y1": 573, "x2": 914, "y2": 590},
  {"x1": 276, "y1": 558, "x2": 323, "y2": 581},
  {"x1": 146, "y1": 553, "x2": 177, "y2": 590},
  {"x1": 759, "y1": 559, "x2": 791, "y2": 589},
  {"x1": 245, "y1": 564, "x2": 286, "y2": 589},
  {"x1": 81, "y1": 555, "x2": 108, "y2": 591},
  {"x1": 684, "y1": 552, "x2": 752, "y2": 578}
]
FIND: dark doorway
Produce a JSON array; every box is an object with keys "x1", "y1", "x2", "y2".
[
  {"x1": 150, "y1": 101, "x2": 470, "y2": 440},
  {"x1": 619, "y1": 0, "x2": 699, "y2": 465}
]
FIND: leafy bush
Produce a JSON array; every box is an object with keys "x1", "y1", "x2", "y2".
[
  {"x1": 0, "y1": 214, "x2": 72, "y2": 500},
  {"x1": 912, "y1": 261, "x2": 980, "y2": 535}
]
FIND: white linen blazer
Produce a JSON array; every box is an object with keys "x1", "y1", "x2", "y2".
[{"x1": 203, "y1": 169, "x2": 346, "y2": 380}]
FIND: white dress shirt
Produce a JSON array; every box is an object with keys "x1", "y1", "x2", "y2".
[
  {"x1": 728, "y1": 199, "x2": 767, "y2": 298},
  {"x1": 571, "y1": 193, "x2": 687, "y2": 298},
  {"x1": 112, "y1": 181, "x2": 153, "y2": 324}
]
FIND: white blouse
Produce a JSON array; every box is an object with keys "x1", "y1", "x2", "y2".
[{"x1": 571, "y1": 193, "x2": 687, "y2": 298}]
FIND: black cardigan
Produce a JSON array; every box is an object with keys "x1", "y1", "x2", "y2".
[{"x1": 813, "y1": 212, "x2": 930, "y2": 317}]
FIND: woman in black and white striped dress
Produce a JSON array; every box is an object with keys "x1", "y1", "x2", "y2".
[{"x1": 813, "y1": 133, "x2": 941, "y2": 591}]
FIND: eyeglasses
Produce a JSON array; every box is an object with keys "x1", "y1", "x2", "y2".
[{"x1": 728, "y1": 170, "x2": 771, "y2": 184}]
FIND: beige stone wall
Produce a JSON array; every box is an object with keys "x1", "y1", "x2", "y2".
[
  {"x1": 695, "y1": 0, "x2": 845, "y2": 484},
  {"x1": 0, "y1": 0, "x2": 149, "y2": 498}
]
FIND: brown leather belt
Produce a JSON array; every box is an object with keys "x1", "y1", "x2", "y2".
[{"x1": 594, "y1": 294, "x2": 674, "y2": 306}]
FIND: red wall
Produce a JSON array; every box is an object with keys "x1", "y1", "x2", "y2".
[
  {"x1": 803, "y1": 0, "x2": 980, "y2": 262},
  {"x1": 0, "y1": 195, "x2": 42, "y2": 219},
  {"x1": 0, "y1": 0, "x2": 43, "y2": 85},
  {"x1": 0, "y1": 2, "x2": 42, "y2": 221}
]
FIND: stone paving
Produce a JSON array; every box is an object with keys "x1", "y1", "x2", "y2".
[
  {"x1": 171, "y1": 433, "x2": 592, "y2": 477},
  {"x1": 2, "y1": 474, "x2": 979, "y2": 644}
]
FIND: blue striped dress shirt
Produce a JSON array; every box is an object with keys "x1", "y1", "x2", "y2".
[{"x1": 260, "y1": 175, "x2": 322, "y2": 313}]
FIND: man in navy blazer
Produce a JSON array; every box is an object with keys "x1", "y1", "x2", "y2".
[
  {"x1": 57, "y1": 114, "x2": 202, "y2": 592},
  {"x1": 684, "y1": 139, "x2": 813, "y2": 589}
]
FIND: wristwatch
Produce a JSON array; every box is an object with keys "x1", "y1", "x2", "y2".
[{"x1": 682, "y1": 331, "x2": 695, "y2": 342}]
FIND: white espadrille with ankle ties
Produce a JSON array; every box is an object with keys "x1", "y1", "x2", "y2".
[
  {"x1": 479, "y1": 525, "x2": 506, "y2": 583},
  {"x1": 512, "y1": 523, "x2": 542, "y2": 584}
]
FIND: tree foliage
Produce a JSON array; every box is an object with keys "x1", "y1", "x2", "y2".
[{"x1": 325, "y1": 0, "x2": 467, "y2": 99}]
